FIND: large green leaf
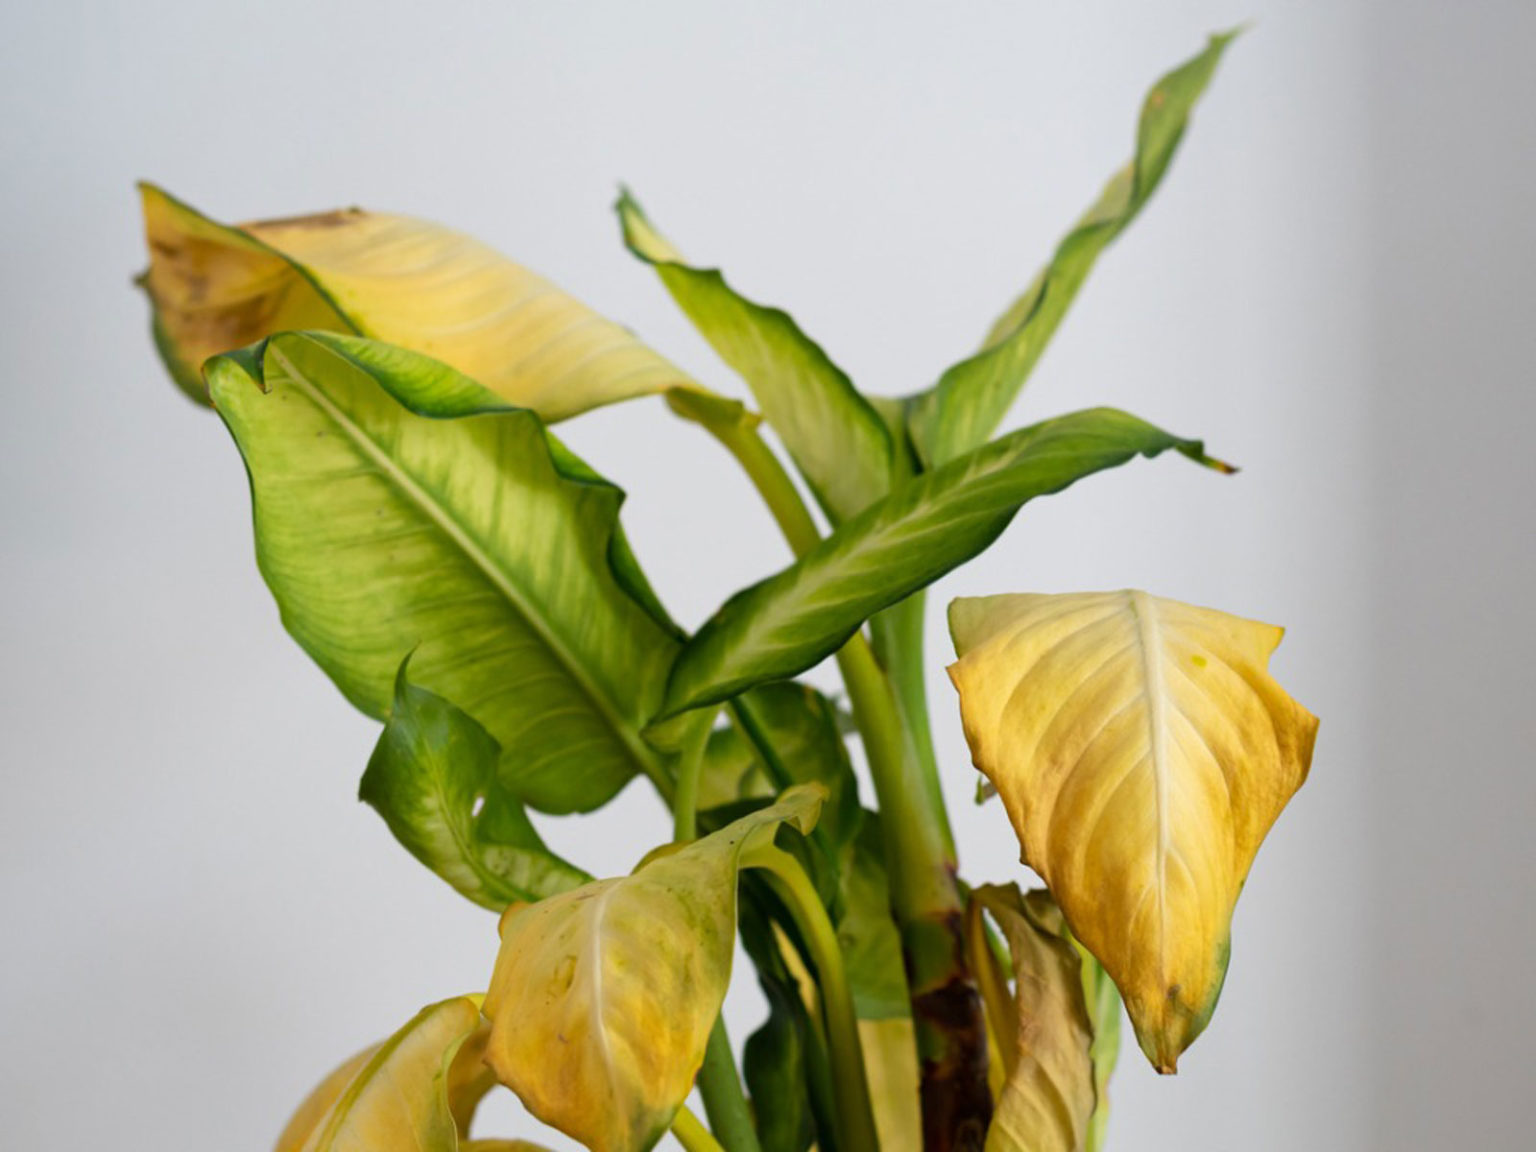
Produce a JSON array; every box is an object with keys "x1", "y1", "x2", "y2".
[
  {"x1": 360, "y1": 659, "x2": 591, "y2": 910},
  {"x1": 907, "y1": 32, "x2": 1237, "y2": 469},
  {"x1": 972, "y1": 887, "x2": 1097, "y2": 1152},
  {"x1": 835, "y1": 816, "x2": 909, "y2": 1021},
  {"x1": 947, "y1": 591, "x2": 1316, "y2": 1071},
  {"x1": 139, "y1": 184, "x2": 687, "y2": 417},
  {"x1": 661, "y1": 408, "x2": 1228, "y2": 716},
  {"x1": 618, "y1": 191, "x2": 894, "y2": 522},
  {"x1": 274, "y1": 996, "x2": 493, "y2": 1152},
  {"x1": 206, "y1": 331, "x2": 681, "y2": 813},
  {"x1": 482, "y1": 787, "x2": 824, "y2": 1152}
]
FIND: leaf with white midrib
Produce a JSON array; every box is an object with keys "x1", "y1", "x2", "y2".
[
  {"x1": 947, "y1": 590, "x2": 1317, "y2": 1073},
  {"x1": 209, "y1": 332, "x2": 679, "y2": 813},
  {"x1": 662, "y1": 409, "x2": 1227, "y2": 717}
]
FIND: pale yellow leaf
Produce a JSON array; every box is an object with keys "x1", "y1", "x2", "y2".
[
  {"x1": 948, "y1": 591, "x2": 1317, "y2": 1072},
  {"x1": 139, "y1": 184, "x2": 686, "y2": 419},
  {"x1": 276, "y1": 996, "x2": 488, "y2": 1152},
  {"x1": 858, "y1": 1016, "x2": 922, "y2": 1152},
  {"x1": 483, "y1": 787, "x2": 824, "y2": 1152},
  {"x1": 973, "y1": 885, "x2": 1096, "y2": 1152}
]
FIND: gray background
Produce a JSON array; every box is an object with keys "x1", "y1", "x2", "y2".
[{"x1": 1, "y1": 1, "x2": 1530, "y2": 1148}]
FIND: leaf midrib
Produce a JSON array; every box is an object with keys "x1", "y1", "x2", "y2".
[
  {"x1": 267, "y1": 343, "x2": 666, "y2": 790},
  {"x1": 1126, "y1": 590, "x2": 1171, "y2": 989}
]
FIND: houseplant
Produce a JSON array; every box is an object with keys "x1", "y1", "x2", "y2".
[{"x1": 136, "y1": 28, "x2": 1316, "y2": 1152}]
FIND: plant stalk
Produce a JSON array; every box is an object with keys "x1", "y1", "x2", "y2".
[
  {"x1": 673, "y1": 1104, "x2": 730, "y2": 1152},
  {"x1": 669, "y1": 704, "x2": 761, "y2": 1152},
  {"x1": 747, "y1": 843, "x2": 880, "y2": 1152},
  {"x1": 693, "y1": 413, "x2": 991, "y2": 1150}
]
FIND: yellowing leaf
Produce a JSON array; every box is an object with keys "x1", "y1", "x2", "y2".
[
  {"x1": 857, "y1": 1016, "x2": 922, "y2": 1152},
  {"x1": 947, "y1": 591, "x2": 1317, "y2": 1072},
  {"x1": 138, "y1": 184, "x2": 686, "y2": 418},
  {"x1": 275, "y1": 996, "x2": 490, "y2": 1152},
  {"x1": 973, "y1": 885, "x2": 1096, "y2": 1152},
  {"x1": 482, "y1": 787, "x2": 824, "y2": 1152}
]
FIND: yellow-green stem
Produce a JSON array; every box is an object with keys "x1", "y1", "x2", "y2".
[
  {"x1": 746, "y1": 844, "x2": 879, "y2": 1152},
  {"x1": 673, "y1": 1104, "x2": 729, "y2": 1152}
]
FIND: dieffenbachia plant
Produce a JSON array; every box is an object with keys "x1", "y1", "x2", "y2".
[{"x1": 138, "y1": 30, "x2": 1318, "y2": 1152}]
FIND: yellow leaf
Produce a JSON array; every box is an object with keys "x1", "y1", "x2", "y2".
[
  {"x1": 857, "y1": 1016, "x2": 922, "y2": 1152},
  {"x1": 947, "y1": 591, "x2": 1317, "y2": 1072},
  {"x1": 482, "y1": 787, "x2": 824, "y2": 1152},
  {"x1": 273, "y1": 996, "x2": 490, "y2": 1152},
  {"x1": 973, "y1": 885, "x2": 1096, "y2": 1152},
  {"x1": 138, "y1": 184, "x2": 686, "y2": 418}
]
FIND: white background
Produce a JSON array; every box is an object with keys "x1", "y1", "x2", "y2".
[{"x1": 1, "y1": 2, "x2": 1530, "y2": 1149}]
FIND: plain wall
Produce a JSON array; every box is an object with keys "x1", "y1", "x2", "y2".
[{"x1": 0, "y1": 1, "x2": 1523, "y2": 1148}]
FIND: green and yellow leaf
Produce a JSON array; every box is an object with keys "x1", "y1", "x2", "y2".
[
  {"x1": 907, "y1": 32, "x2": 1238, "y2": 468},
  {"x1": 972, "y1": 886, "x2": 1097, "y2": 1152},
  {"x1": 947, "y1": 591, "x2": 1318, "y2": 1071},
  {"x1": 482, "y1": 787, "x2": 825, "y2": 1152},
  {"x1": 139, "y1": 184, "x2": 686, "y2": 417},
  {"x1": 274, "y1": 996, "x2": 491, "y2": 1152},
  {"x1": 360, "y1": 659, "x2": 591, "y2": 909},
  {"x1": 662, "y1": 409, "x2": 1228, "y2": 717},
  {"x1": 206, "y1": 332, "x2": 681, "y2": 813},
  {"x1": 619, "y1": 191, "x2": 894, "y2": 522}
]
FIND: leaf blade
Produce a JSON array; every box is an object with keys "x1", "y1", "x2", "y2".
[
  {"x1": 618, "y1": 191, "x2": 893, "y2": 521},
  {"x1": 208, "y1": 332, "x2": 680, "y2": 812},
  {"x1": 482, "y1": 787, "x2": 825, "y2": 1152},
  {"x1": 973, "y1": 887, "x2": 1097, "y2": 1152},
  {"x1": 907, "y1": 32, "x2": 1238, "y2": 468},
  {"x1": 139, "y1": 185, "x2": 687, "y2": 418},
  {"x1": 361, "y1": 660, "x2": 592, "y2": 910},
  {"x1": 948, "y1": 591, "x2": 1317, "y2": 1071},
  {"x1": 663, "y1": 409, "x2": 1227, "y2": 716}
]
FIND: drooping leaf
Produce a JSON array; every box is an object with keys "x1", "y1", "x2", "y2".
[
  {"x1": 947, "y1": 591, "x2": 1318, "y2": 1071},
  {"x1": 972, "y1": 886, "x2": 1097, "y2": 1152},
  {"x1": 274, "y1": 996, "x2": 490, "y2": 1152},
  {"x1": 482, "y1": 787, "x2": 825, "y2": 1152},
  {"x1": 661, "y1": 408, "x2": 1229, "y2": 716},
  {"x1": 618, "y1": 191, "x2": 894, "y2": 521},
  {"x1": 206, "y1": 332, "x2": 681, "y2": 813},
  {"x1": 360, "y1": 659, "x2": 591, "y2": 910},
  {"x1": 138, "y1": 184, "x2": 687, "y2": 416},
  {"x1": 907, "y1": 32, "x2": 1238, "y2": 468}
]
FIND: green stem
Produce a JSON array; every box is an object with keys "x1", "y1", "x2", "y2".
[
  {"x1": 696, "y1": 1018, "x2": 762, "y2": 1152},
  {"x1": 670, "y1": 704, "x2": 759, "y2": 1152},
  {"x1": 685, "y1": 395, "x2": 991, "y2": 1148},
  {"x1": 747, "y1": 844, "x2": 879, "y2": 1152},
  {"x1": 673, "y1": 1104, "x2": 729, "y2": 1152},
  {"x1": 672, "y1": 706, "x2": 721, "y2": 842},
  {"x1": 870, "y1": 591, "x2": 944, "y2": 820}
]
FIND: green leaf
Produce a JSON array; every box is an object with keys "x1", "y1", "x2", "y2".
[
  {"x1": 138, "y1": 184, "x2": 687, "y2": 417},
  {"x1": 661, "y1": 407, "x2": 1229, "y2": 716},
  {"x1": 482, "y1": 786, "x2": 825, "y2": 1152},
  {"x1": 360, "y1": 659, "x2": 592, "y2": 910},
  {"x1": 618, "y1": 191, "x2": 894, "y2": 522},
  {"x1": 973, "y1": 887, "x2": 1096, "y2": 1152},
  {"x1": 744, "y1": 974, "x2": 816, "y2": 1152},
  {"x1": 1078, "y1": 944, "x2": 1123, "y2": 1152},
  {"x1": 206, "y1": 331, "x2": 682, "y2": 813},
  {"x1": 836, "y1": 816, "x2": 909, "y2": 1021},
  {"x1": 725, "y1": 684, "x2": 863, "y2": 855},
  {"x1": 907, "y1": 32, "x2": 1238, "y2": 469},
  {"x1": 274, "y1": 996, "x2": 490, "y2": 1152}
]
